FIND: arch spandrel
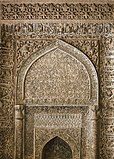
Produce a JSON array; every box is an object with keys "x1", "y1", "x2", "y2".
[{"x1": 16, "y1": 39, "x2": 98, "y2": 107}]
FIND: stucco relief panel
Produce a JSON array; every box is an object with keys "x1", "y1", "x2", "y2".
[
  {"x1": 1, "y1": 7, "x2": 113, "y2": 158},
  {"x1": 16, "y1": 39, "x2": 98, "y2": 159},
  {"x1": 24, "y1": 106, "x2": 88, "y2": 159},
  {"x1": 25, "y1": 48, "x2": 90, "y2": 105},
  {"x1": 16, "y1": 38, "x2": 99, "y2": 72},
  {"x1": 1, "y1": 3, "x2": 114, "y2": 20},
  {"x1": 35, "y1": 129, "x2": 81, "y2": 159}
]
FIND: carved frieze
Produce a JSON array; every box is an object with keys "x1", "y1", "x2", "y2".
[
  {"x1": 34, "y1": 113, "x2": 82, "y2": 129},
  {"x1": 1, "y1": 23, "x2": 114, "y2": 38},
  {"x1": 1, "y1": 3, "x2": 114, "y2": 20}
]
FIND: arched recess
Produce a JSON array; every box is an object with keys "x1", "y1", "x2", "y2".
[
  {"x1": 16, "y1": 39, "x2": 98, "y2": 106},
  {"x1": 42, "y1": 136, "x2": 72, "y2": 159},
  {"x1": 37, "y1": 131, "x2": 79, "y2": 159},
  {"x1": 15, "y1": 39, "x2": 99, "y2": 159}
]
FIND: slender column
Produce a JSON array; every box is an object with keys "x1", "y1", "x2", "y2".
[
  {"x1": 86, "y1": 106, "x2": 97, "y2": 159},
  {"x1": 90, "y1": 106, "x2": 97, "y2": 159},
  {"x1": 15, "y1": 104, "x2": 25, "y2": 159}
]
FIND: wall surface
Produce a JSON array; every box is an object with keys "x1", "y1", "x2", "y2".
[{"x1": 0, "y1": 0, "x2": 114, "y2": 159}]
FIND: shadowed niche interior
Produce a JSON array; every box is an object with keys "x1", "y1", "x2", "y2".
[{"x1": 42, "y1": 136, "x2": 72, "y2": 159}]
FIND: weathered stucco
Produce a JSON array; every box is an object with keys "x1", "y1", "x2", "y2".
[{"x1": 0, "y1": 1, "x2": 114, "y2": 159}]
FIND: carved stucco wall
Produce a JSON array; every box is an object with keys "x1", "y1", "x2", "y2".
[
  {"x1": 15, "y1": 39, "x2": 98, "y2": 159},
  {"x1": 0, "y1": 1, "x2": 114, "y2": 159}
]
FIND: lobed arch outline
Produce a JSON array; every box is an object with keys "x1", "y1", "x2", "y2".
[{"x1": 16, "y1": 39, "x2": 99, "y2": 106}]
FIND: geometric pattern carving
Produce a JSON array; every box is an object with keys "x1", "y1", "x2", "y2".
[
  {"x1": 34, "y1": 113, "x2": 82, "y2": 129},
  {"x1": 1, "y1": 3, "x2": 114, "y2": 20}
]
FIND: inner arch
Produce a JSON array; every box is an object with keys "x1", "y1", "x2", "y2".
[
  {"x1": 42, "y1": 136, "x2": 72, "y2": 159},
  {"x1": 25, "y1": 49, "x2": 90, "y2": 105}
]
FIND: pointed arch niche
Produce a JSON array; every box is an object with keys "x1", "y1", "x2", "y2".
[
  {"x1": 16, "y1": 39, "x2": 98, "y2": 105},
  {"x1": 15, "y1": 40, "x2": 99, "y2": 159},
  {"x1": 42, "y1": 136, "x2": 72, "y2": 159}
]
